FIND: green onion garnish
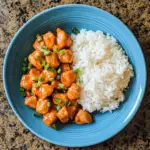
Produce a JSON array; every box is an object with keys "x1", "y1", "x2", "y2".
[
  {"x1": 76, "y1": 79, "x2": 83, "y2": 84},
  {"x1": 22, "y1": 63, "x2": 27, "y2": 67},
  {"x1": 56, "y1": 105, "x2": 61, "y2": 111},
  {"x1": 59, "y1": 49, "x2": 65, "y2": 55},
  {"x1": 33, "y1": 112, "x2": 42, "y2": 118},
  {"x1": 41, "y1": 46, "x2": 48, "y2": 50},
  {"x1": 72, "y1": 27, "x2": 79, "y2": 34},
  {"x1": 41, "y1": 60, "x2": 46, "y2": 67},
  {"x1": 41, "y1": 46, "x2": 52, "y2": 56},
  {"x1": 20, "y1": 87, "x2": 25, "y2": 92},
  {"x1": 22, "y1": 66, "x2": 27, "y2": 73},
  {"x1": 36, "y1": 34, "x2": 42, "y2": 43},
  {"x1": 64, "y1": 100, "x2": 69, "y2": 106},
  {"x1": 75, "y1": 68, "x2": 82, "y2": 76},
  {"x1": 47, "y1": 102, "x2": 51, "y2": 107},
  {"x1": 20, "y1": 91, "x2": 25, "y2": 96},
  {"x1": 44, "y1": 63, "x2": 49, "y2": 70},
  {"x1": 28, "y1": 63, "x2": 32, "y2": 70},
  {"x1": 56, "y1": 75, "x2": 60, "y2": 80},
  {"x1": 53, "y1": 49, "x2": 58, "y2": 53},
  {"x1": 32, "y1": 82, "x2": 41, "y2": 88},
  {"x1": 55, "y1": 98, "x2": 62, "y2": 103},
  {"x1": 48, "y1": 78, "x2": 54, "y2": 82},
  {"x1": 35, "y1": 56, "x2": 39, "y2": 59},
  {"x1": 51, "y1": 124, "x2": 57, "y2": 130},
  {"x1": 39, "y1": 76, "x2": 44, "y2": 82},
  {"x1": 49, "y1": 68, "x2": 56, "y2": 72},
  {"x1": 32, "y1": 76, "x2": 39, "y2": 81},
  {"x1": 24, "y1": 57, "x2": 28, "y2": 62},
  {"x1": 57, "y1": 68, "x2": 62, "y2": 74},
  {"x1": 58, "y1": 84, "x2": 64, "y2": 89}
]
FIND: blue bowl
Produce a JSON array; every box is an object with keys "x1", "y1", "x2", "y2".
[{"x1": 3, "y1": 4, "x2": 146, "y2": 147}]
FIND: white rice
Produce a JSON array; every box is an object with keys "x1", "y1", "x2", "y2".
[{"x1": 71, "y1": 29, "x2": 134, "y2": 113}]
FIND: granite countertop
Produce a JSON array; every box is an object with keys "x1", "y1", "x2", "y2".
[{"x1": 0, "y1": 0, "x2": 150, "y2": 149}]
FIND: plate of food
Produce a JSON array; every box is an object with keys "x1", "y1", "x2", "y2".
[{"x1": 3, "y1": 4, "x2": 146, "y2": 147}]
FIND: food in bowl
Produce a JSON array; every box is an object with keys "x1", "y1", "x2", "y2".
[
  {"x1": 20, "y1": 28, "x2": 93, "y2": 128},
  {"x1": 20, "y1": 27, "x2": 133, "y2": 129},
  {"x1": 71, "y1": 29, "x2": 134, "y2": 113}
]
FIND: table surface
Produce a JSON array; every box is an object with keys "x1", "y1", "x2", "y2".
[{"x1": 0, "y1": 0, "x2": 150, "y2": 149}]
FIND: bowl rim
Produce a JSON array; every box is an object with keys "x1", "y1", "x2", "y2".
[{"x1": 3, "y1": 4, "x2": 147, "y2": 147}]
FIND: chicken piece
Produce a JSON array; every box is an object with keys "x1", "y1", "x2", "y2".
[
  {"x1": 20, "y1": 74, "x2": 32, "y2": 90},
  {"x1": 33, "y1": 35, "x2": 45, "y2": 51},
  {"x1": 52, "y1": 93, "x2": 69, "y2": 106},
  {"x1": 67, "y1": 83, "x2": 80, "y2": 100},
  {"x1": 67, "y1": 106, "x2": 77, "y2": 120},
  {"x1": 58, "y1": 50, "x2": 73, "y2": 63},
  {"x1": 29, "y1": 68, "x2": 41, "y2": 80},
  {"x1": 61, "y1": 70, "x2": 77, "y2": 87},
  {"x1": 36, "y1": 98, "x2": 50, "y2": 114},
  {"x1": 24, "y1": 96, "x2": 37, "y2": 109},
  {"x1": 43, "y1": 32, "x2": 56, "y2": 50},
  {"x1": 40, "y1": 69, "x2": 57, "y2": 83},
  {"x1": 45, "y1": 53, "x2": 60, "y2": 68},
  {"x1": 28, "y1": 51, "x2": 44, "y2": 69},
  {"x1": 57, "y1": 106, "x2": 69, "y2": 123},
  {"x1": 56, "y1": 28, "x2": 72, "y2": 49},
  {"x1": 60, "y1": 64, "x2": 70, "y2": 72},
  {"x1": 43, "y1": 109, "x2": 57, "y2": 126},
  {"x1": 75, "y1": 109, "x2": 92, "y2": 124},
  {"x1": 32, "y1": 84, "x2": 54, "y2": 99}
]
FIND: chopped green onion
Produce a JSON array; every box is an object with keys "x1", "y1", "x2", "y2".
[
  {"x1": 57, "y1": 68, "x2": 62, "y2": 74},
  {"x1": 53, "y1": 49, "x2": 58, "y2": 53},
  {"x1": 32, "y1": 76, "x2": 39, "y2": 81},
  {"x1": 75, "y1": 68, "x2": 82, "y2": 76},
  {"x1": 20, "y1": 87, "x2": 25, "y2": 92},
  {"x1": 49, "y1": 68, "x2": 56, "y2": 72},
  {"x1": 59, "y1": 49, "x2": 65, "y2": 55},
  {"x1": 41, "y1": 60, "x2": 46, "y2": 67},
  {"x1": 58, "y1": 84, "x2": 64, "y2": 89},
  {"x1": 35, "y1": 56, "x2": 39, "y2": 59},
  {"x1": 51, "y1": 124, "x2": 57, "y2": 130},
  {"x1": 41, "y1": 46, "x2": 52, "y2": 56},
  {"x1": 55, "y1": 98, "x2": 61, "y2": 103},
  {"x1": 32, "y1": 82, "x2": 41, "y2": 88},
  {"x1": 79, "y1": 79, "x2": 83, "y2": 84},
  {"x1": 72, "y1": 27, "x2": 79, "y2": 34},
  {"x1": 56, "y1": 105, "x2": 61, "y2": 111},
  {"x1": 36, "y1": 34, "x2": 42, "y2": 43},
  {"x1": 48, "y1": 78, "x2": 54, "y2": 82},
  {"x1": 22, "y1": 66, "x2": 27, "y2": 73},
  {"x1": 44, "y1": 50, "x2": 52, "y2": 56},
  {"x1": 22, "y1": 63, "x2": 27, "y2": 67},
  {"x1": 47, "y1": 102, "x2": 51, "y2": 107},
  {"x1": 41, "y1": 46, "x2": 48, "y2": 50},
  {"x1": 24, "y1": 57, "x2": 28, "y2": 62},
  {"x1": 76, "y1": 79, "x2": 83, "y2": 84},
  {"x1": 39, "y1": 76, "x2": 44, "y2": 82},
  {"x1": 44, "y1": 63, "x2": 49, "y2": 70},
  {"x1": 64, "y1": 100, "x2": 69, "y2": 106},
  {"x1": 56, "y1": 75, "x2": 60, "y2": 80},
  {"x1": 28, "y1": 63, "x2": 32, "y2": 70},
  {"x1": 20, "y1": 91, "x2": 25, "y2": 96},
  {"x1": 33, "y1": 112, "x2": 42, "y2": 118}
]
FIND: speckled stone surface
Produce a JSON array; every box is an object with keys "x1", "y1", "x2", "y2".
[{"x1": 0, "y1": 0, "x2": 150, "y2": 149}]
